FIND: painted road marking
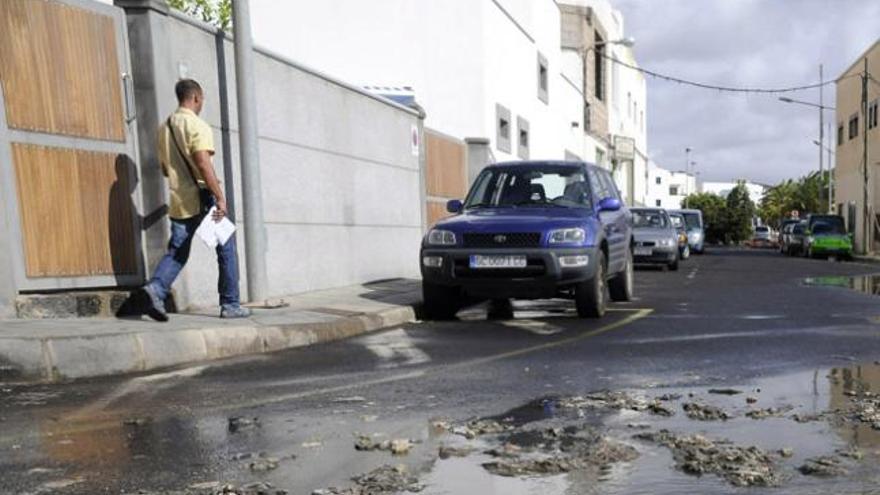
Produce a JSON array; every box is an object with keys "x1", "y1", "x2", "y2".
[
  {"x1": 362, "y1": 328, "x2": 431, "y2": 369},
  {"x1": 215, "y1": 308, "x2": 653, "y2": 412}
]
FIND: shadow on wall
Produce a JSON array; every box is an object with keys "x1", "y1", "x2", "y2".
[{"x1": 108, "y1": 154, "x2": 140, "y2": 286}]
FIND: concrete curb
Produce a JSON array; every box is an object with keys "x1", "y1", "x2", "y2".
[{"x1": 0, "y1": 304, "x2": 419, "y2": 383}]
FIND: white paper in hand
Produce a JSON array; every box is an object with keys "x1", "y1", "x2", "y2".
[{"x1": 195, "y1": 207, "x2": 236, "y2": 248}]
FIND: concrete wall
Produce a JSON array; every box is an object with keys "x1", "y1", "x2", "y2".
[
  {"x1": 119, "y1": 1, "x2": 423, "y2": 309},
  {"x1": 834, "y1": 40, "x2": 880, "y2": 252}
]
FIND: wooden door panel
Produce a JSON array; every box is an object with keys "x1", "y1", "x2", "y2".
[{"x1": 13, "y1": 144, "x2": 137, "y2": 277}]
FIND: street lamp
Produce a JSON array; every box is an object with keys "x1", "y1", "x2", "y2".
[
  {"x1": 778, "y1": 91, "x2": 836, "y2": 214},
  {"x1": 596, "y1": 37, "x2": 636, "y2": 48}
]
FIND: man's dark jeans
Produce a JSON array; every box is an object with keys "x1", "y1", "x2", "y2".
[{"x1": 147, "y1": 213, "x2": 240, "y2": 310}]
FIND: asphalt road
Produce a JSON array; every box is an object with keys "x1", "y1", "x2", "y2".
[{"x1": 3, "y1": 248, "x2": 880, "y2": 494}]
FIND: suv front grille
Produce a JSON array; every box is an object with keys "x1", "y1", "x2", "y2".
[{"x1": 462, "y1": 233, "x2": 541, "y2": 248}]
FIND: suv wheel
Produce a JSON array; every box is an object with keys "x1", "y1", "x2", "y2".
[
  {"x1": 576, "y1": 251, "x2": 607, "y2": 318},
  {"x1": 609, "y1": 249, "x2": 633, "y2": 302},
  {"x1": 422, "y1": 282, "x2": 461, "y2": 320}
]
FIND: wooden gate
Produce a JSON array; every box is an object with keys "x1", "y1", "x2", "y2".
[
  {"x1": 0, "y1": 0, "x2": 142, "y2": 290},
  {"x1": 425, "y1": 129, "x2": 468, "y2": 227}
]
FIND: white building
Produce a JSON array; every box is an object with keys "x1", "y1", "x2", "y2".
[
  {"x1": 576, "y1": 0, "x2": 649, "y2": 206},
  {"x1": 701, "y1": 181, "x2": 768, "y2": 205},
  {"x1": 250, "y1": 0, "x2": 648, "y2": 203},
  {"x1": 646, "y1": 161, "x2": 696, "y2": 209}
]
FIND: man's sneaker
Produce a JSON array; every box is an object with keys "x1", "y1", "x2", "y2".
[
  {"x1": 221, "y1": 305, "x2": 252, "y2": 319},
  {"x1": 142, "y1": 284, "x2": 168, "y2": 322}
]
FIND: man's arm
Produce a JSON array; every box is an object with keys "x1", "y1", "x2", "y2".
[{"x1": 192, "y1": 150, "x2": 227, "y2": 221}]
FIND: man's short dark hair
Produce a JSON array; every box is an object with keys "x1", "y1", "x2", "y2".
[{"x1": 175, "y1": 79, "x2": 203, "y2": 103}]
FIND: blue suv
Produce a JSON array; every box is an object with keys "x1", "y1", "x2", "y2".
[{"x1": 420, "y1": 161, "x2": 633, "y2": 319}]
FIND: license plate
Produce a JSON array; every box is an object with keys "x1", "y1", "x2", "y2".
[
  {"x1": 634, "y1": 247, "x2": 653, "y2": 256},
  {"x1": 469, "y1": 255, "x2": 527, "y2": 269}
]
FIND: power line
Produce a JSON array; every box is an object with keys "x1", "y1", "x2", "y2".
[{"x1": 601, "y1": 53, "x2": 861, "y2": 94}]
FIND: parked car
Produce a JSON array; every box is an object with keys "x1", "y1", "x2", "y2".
[
  {"x1": 779, "y1": 222, "x2": 798, "y2": 255},
  {"x1": 777, "y1": 218, "x2": 800, "y2": 248},
  {"x1": 631, "y1": 207, "x2": 680, "y2": 271},
  {"x1": 668, "y1": 212, "x2": 691, "y2": 260},
  {"x1": 802, "y1": 214, "x2": 853, "y2": 259},
  {"x1": 785, "y1": 221, "x2": 808, "y2": 256},
  {"x1": 420, "y1": 161, "x2": 633, "y2": 320},
  {"x1": 671, "y1": 209, "x2": 705, "y2": 254},
  {"x1": 751, "y1": 225, "x2": 775, "y2": 248}
]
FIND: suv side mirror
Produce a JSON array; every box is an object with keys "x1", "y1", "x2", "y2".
[
  {"x1": 446, "y1": 199, "x2": 463, "y2": 213},
  {"x1": 598, "y1": 197, "x2": 622, "y2": 212}
]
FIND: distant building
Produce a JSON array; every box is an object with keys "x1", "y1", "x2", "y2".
[
  {"x1": 834, "y1": 38, "x2": 880, "y2": 252},
  {"x1": 700, "y1": 181, "x2": 768, "y2": 204},
  {"x1": 646, "y1": 161, "x2": 695, "y2": 209},
  {"x1": 250, "y1": 0, "x2": 649, "y2": 206}
]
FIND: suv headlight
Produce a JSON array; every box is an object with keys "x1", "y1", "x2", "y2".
[
  {"x1": 426, "y1": 229, "x2": 456, "y2": 246},
  {"x1": 549, "y1": 228, "x2": 586, "y2": 244},
  {"x1": 658, "y1": 238, "x2": 675, "y2": 247}
]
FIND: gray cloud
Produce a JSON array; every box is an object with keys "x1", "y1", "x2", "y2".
[{"x1": 613, "y1": 0, "x2": 880, "y2": 184}]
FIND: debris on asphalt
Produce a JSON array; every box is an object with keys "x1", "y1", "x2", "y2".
[
  {"x1": 682, "y1": 402, "x2": 731, "y2": 421},
  {"x1": 354, "y1": 435, "x2": 415, "y2": 455},
  {"x1": 791, "y1": 413, "x2": 824, "y2": 423},
  {"x1": 301, "y1": 441, "x2": 323, "y2": 449},
  {"x1": 558, "y1": 391, "x2": 676, "y2": 416},
  {"x1": 187, "y1": 481, "x2": 288, "y2": 495},
  {"x1": 248, "y1": 456, "x2": 280, "y2": 472},
  {"x1": 746, "y1": 396, "x2": 758, "y2": 404},
  {"x1": 449, "y1": 418, "x2": 514, "y2": 439},
  {"x1": 123, "y1": 417, "x2": 152, "y2": 426},
  {"x1": 836, "y1": 447, "x2": 864, "y2": 460},
  {"x1": 778, "y1": 448, "x2": 794, "y2": 458},
  {"x1": 313, "y1": 465, "x2": 424, "y2": 494},
  {"x1": 798, "y1": 456, "x2": 848, "y2": 477},
  {"x1": 635, "y1": 430, "x2": 782, "y2": 487},
  {"x1": 481, "y1": 425, "x2": 638, "y2": 478},
  {"x1": 745, "y1": 406, "x2": 793, "y2": 419},
  {"x1": 656, "y1": 393, "x2": 683, "y2": 401},
  {"x1": 708, "y1": 388, "x2": 743, "y2": 395},
  {"x1": 438, "y1": 445, "x2": 475, "y2": 459},
  {"x1": 228, "y1": 416, "x2": 261, "y2": 433}
]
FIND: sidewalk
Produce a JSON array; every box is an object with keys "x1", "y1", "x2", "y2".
[{"x1": 0, "y1": 279, "x2": 422, "y2": 383}]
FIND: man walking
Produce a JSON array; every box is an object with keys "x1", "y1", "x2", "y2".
[{"x1": 141, "y1": 79, "x2": 251, "y2": 321}]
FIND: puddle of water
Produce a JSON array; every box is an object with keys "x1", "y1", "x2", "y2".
[
  {"x1": 420, "y1": 363, "x2": 880, "y2": 495},
  {"x1": 805, "y1": 274, "x2": 880, "y2": 296}
]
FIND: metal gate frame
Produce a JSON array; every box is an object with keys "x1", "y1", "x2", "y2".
[{"x1": 0, "y1": 0, "x2": 144, "y2": 292}]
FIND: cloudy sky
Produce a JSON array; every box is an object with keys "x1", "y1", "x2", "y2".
[{"x1": 612, "y1": 0, "x2": 879, "y2": 185}]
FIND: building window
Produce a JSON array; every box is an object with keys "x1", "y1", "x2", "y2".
[
  {"x1": 594, "y1": 32, "x2": 605, "y2": 101},
  {"x1": 669, "y1": 185, "x2": 680, "y2": 196},
  {"x1": 655, "y1": 176, "x2": 662, "y2": 185},
  {"x1": 517, "y1": 116, "x2": 530, "y2": 159},
  {"x1": 869, "y1": 99, "x2": 879, "y2": 129},
  {"x1": 583, "y1": 99, "x2": 591, "y2": 132},
  {"x1": 627, "y1": 92, "x2": 632, "y2": 118},
  {"x1": 838, "y1": 124, "x2": 844, "y2": 146},
  {"x1": 849, "y1": 114, "x2": 859, "y2": 140},
  {"x1": 655, "y1": 199, "x2": 662, "y2": 207},
  {"x1": 537, "y1": 52, "x2": 549, "y2": 104},
  {"x1": 496, "y1": 104, "x2": 511, "y2": 153}
]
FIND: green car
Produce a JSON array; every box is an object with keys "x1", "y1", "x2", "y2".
[{"x1": 804, "y1": 216, "x2": 853, "y2": 259}]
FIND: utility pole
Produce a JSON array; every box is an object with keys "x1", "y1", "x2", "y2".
[
  {"x1": 684, "y1": 147, "x2": 692, "y2": 208},
  {"x1": 232, "y1": 0, "x2": 269, "y2": 303},
  {"x1": 862, "y1": 57, "x2": 871, "y2": 254},
  {"x1": 828, "y1": 121, "x2": 833, "y2": 213},
  {"x1": 819, "y1": 64, "x2": 825, "y2": 212}
]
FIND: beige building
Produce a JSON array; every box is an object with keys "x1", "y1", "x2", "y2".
[{"x1": 834, "y1": 39, "x2": 880, "y2": 253}]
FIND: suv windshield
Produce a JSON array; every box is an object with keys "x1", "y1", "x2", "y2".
[
  {"x1": 682, "y1": 212, "x2": 702, "y2": 230},
  {"x1": 464, "y1": 166, "x2": 593, "y2": 209},
  {"x1": 812, "y1": 221, "x2": 846, "y2": 235},
  {"x1": 633, "y1": 210, "x2": 669, "y2": 228}
]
